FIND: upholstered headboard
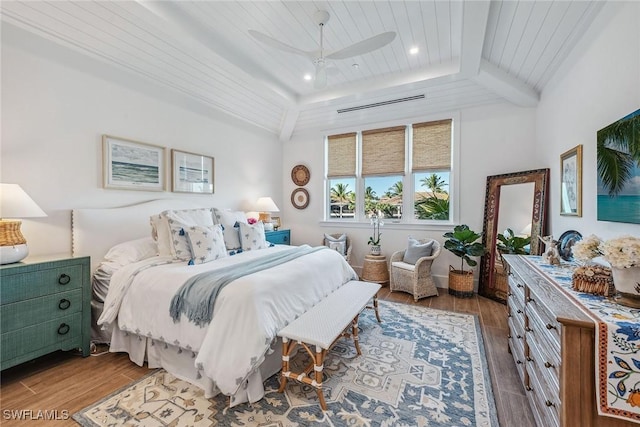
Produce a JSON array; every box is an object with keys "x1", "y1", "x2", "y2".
[{"x1": 72, "y1": 199, "x2": 207, "y2": 273}]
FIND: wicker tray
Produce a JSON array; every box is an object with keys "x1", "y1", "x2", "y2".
[{"x1": 572, "y1": 265, "x2": 615, "y2": 296}]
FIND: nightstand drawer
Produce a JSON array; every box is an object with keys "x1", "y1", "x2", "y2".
[
  {"x1": 1, "y1": 265, "x2": 83, "y2": 304},
  {"x1": 1, "y1": 289, "x2": 82, "y2": 332},
  {"x1": 1, "y1": 312, "x2": 82, "y2": 363},
  {"x1": 265, "y1": 230, "x2": 290, "y2": 245}
]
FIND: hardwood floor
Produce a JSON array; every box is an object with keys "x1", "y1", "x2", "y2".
[{"x1": 0, "y1": 288, "x2": 535, "y2": 426}]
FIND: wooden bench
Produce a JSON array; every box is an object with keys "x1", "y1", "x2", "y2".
[{"x1": 277, "y1": 280, "x2": 381, "y2": 410}]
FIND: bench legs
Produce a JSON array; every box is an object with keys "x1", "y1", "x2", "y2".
[
  {"x1": 366, "y1": 294, "x2": 382, "y2": 323},
  {"x1": 279, "y1": 313, "x2": 366, "y2": 411}
]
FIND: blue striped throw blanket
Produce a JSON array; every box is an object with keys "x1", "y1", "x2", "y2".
[{"x1": 170, "y1": 245, "x2": 327, "y2": 326}]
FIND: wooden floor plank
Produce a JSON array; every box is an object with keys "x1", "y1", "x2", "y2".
[{"x1": 0, "y1": 288, "x2": 534, "y2": 426}]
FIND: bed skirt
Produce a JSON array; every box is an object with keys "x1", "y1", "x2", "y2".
[{"x1": 109, "y1": 325, "x2": 283, "y2": 406}]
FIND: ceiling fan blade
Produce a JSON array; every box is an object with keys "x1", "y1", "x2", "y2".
[
  {"x1": 314, "y1": 64, "x2": 327, "y2": 89},
  {"x1": 248, "y1": 30, "x2": 313, "y2": 58},
  {"x1": 326, "y1": 31, "x2": 396, "y2": 60}
]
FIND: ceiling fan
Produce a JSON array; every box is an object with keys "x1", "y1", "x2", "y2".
[{"x1": 249, "y1": 10, "x2": 396, "y2": 89}]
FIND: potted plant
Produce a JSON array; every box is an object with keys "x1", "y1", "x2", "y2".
[
  {"x1": 443, "y1": 224, "x2": 486, "y2": 297},
  {"x1": 367, "y1": 214, "x2": 383, "y2": 255}
]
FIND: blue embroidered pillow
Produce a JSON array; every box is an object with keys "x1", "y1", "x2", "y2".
[
  {"x1": 239, "y1": 222, "x2": 269, "y2": 251},
  {"x1": 185, "y1": 224, "x2": 227, "y2": 264}
]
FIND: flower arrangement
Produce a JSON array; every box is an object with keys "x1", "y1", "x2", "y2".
[
  {"x1": 367, "y1": 213, "x2": 384, "y2": 246},
  {"x1": 572, "y1": 234, "x2": 640, "y2": 269},
  {"x1": 247, "y1": 217, "x2": 257, "y2": 225}
]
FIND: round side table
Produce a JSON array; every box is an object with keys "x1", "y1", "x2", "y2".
[{"x1": 361, "y1": 254, "x2": 389, "y2": 285}]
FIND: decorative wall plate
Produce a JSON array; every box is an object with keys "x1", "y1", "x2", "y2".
[
  {"x1": 557, "y1": 230, "x2": 582, "y2": 261},
  {"x1": 291, "y1": 164, "x2": 310, "y2": 186},
  {"x1": 291, "y1": 188, "x2": 309, "y2": 209}
]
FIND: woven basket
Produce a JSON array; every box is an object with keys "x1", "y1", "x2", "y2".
[
  {"x1": 448, "y1": 266, "x2": 474, "y2": 298},
  {"x1": 0, "y1": 220, "x2": 26, "y2": 246},
  {"x1": 572, "y1": 265, "x2": 615, "y2": 296}
]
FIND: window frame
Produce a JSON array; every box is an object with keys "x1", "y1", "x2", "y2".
[{"x1": 323, "y1": 112, "x2": 460, "y2": 229}]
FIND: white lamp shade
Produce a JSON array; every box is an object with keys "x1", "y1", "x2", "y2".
[
  {"x1": 0, "y1": 184, "x2": 47, "y2": 218},
  {"x1": 255, "y1": 197, "x2": 280, "y2": 213}
]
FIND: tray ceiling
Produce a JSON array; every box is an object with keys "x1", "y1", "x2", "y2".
[{"x1": 1, "y1": 1, "x2": 604, "y2": 140}]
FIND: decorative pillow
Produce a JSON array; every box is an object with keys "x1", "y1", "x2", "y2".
[
  {"x1": 239, "y1": 221, "x2": 269, "y2": 251},
  {"x1": 150, "y1": 214, "x2": 173, "y2": 256},
  {"x1": 163, "y1": 208, "x2": 215, "y2": 260},
  {"x1": 403, "y1": 237, "x2": 434, "y2": 264},
  {"x1": 185, "y1": 224, "x2": 227, "y2": 264},
  {"x1": 213, "y1": 209, "x2": 248, "y2": 250},
  {"x1": 324, "y1": 233, "x2": 347, "y2": 256}
]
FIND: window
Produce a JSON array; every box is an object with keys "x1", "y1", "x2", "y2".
[{"x1": 326, "y1": 118, "x2": 453, "y2": 223}]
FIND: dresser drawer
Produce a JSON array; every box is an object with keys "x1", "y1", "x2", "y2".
[
  {"x1": 527, "y1": 363, "x2": 560, "y2": 427},
  {"x1": 528, "y1": 333, "x2": 560, "y2": 394},
  {"x1": 1, "y1": 312, "x2": 82, "y2": 362},
  {"x1": 1, "y1": 289, "x2": 82, "y2": 332},
  {"x1": 1, "y1": 265, "x2": 83, "y2": 304},
  {"x1": 509, "y1": 331, "x2": 528, "y2": 386},
  {"x1": 527, "y1": 304, "x2": 561, "y2": 362}
]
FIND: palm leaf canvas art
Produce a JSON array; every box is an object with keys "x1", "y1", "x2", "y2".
[{"x1": 597, "y1": 108, "x2": 640, "y2": 224}]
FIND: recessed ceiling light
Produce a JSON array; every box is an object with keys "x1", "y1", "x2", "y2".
[
  {"x1": 352, "y1": 63, "x2": 359, "y2": 69},
  {"x1": 303, "y1": 74, "x2": 312, "y2": 81},
  {"x1": 409, "y1": 46, "x2": 419, "y2": 55}
]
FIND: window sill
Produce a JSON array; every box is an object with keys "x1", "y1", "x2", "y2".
[{"x1": 318, "y1": 220, "x2": 454, "y2": 232}]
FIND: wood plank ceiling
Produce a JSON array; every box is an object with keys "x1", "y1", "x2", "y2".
[{"x1": 1, "y1": 1, "x2": 604, "y2": 140}]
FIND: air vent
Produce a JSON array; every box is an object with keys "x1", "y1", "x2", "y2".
[{"x1": 337, "y1": 94, "x2": 425, "y2": 114}]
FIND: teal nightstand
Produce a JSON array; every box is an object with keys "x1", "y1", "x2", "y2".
[
  {"x1": 0, "y1": 255, "x2": 91, "y2": 370},
  {"x1": 265, "y1": 229, "x2": 290, "y2": 245}
]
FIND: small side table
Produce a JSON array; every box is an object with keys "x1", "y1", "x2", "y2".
[{"x1": 361, "y1": 254, "x2": 389, "y2": 285}]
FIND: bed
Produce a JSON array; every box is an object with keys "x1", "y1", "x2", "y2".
[{"x1": 71, "y1": 199, "x2": 357, "y2": 405}]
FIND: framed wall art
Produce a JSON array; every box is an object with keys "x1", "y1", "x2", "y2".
[
  {"x1": 172, "y1": 149, "x2": 214, "y2": 194},
  {"x1": 103, "y1": 135, "x2": 166, "y2": 191},
  {"x1": 560, "y1": 144, "x2": 582, "y2": 216}
]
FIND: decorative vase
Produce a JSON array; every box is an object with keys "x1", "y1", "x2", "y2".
[
  {"x1": 611, "y1": 266, "x2": 640, "y2": 308},
  {"x1": 370, "y1": 245, "x2": 381, "y2": 256}
]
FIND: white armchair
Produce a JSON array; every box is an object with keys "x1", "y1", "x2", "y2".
[{"x1": 389, "y1": 240, "x2": 441, "y2": 301}]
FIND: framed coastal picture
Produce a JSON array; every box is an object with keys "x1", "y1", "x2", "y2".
[
  {"x1": 597, "y1": 108, "x2": 640, "y2": 224},
  {"x1": 560, "y1": 144, "x2": 582, "y2": 216},
  {"x1": 103, "y1": 135, "x2": 166, "y2": 191},
  {"x1": 172, "y1": 149, "x2": 214, "y2": 194}
]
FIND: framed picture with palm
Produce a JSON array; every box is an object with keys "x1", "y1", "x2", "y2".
[{"x1": 597, "y1": 108, "x2": 640, "y2": 224}]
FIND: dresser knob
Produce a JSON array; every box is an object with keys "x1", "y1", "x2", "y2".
[
  {"x1": 57, "y1": 323, "x2": 70, "y2": 335},
  {"x1": 58, "y1": 299, "x2": 71, "y2": 310},
  {"x1": 546, "y1": 323, "x2": 557, "y2": 330},
  {"x1": 545, "y1": 400, "x2": 556, "y2": 408},
  {"x1": 525, "y1": 327, "x2": 533, "y2": 332},
  {"x1": 507, "y1": 334, "x2": 512, "y2": 339},
  {"x1": 508, "y1": 313, "x2": 512, "y2": 318},
  {"x1": 58, "y1": 274, "x2": 71, "y2": 285},
  {"x1": 526, "y1": 356, "x2": 533, "y2": 362},
  {"x1": 526, "y1": 297, "x2": 535, "y2": 303},
  {"x1": 525, "y1": 386, "x2": 532, "y2": 391},
  {"x1": 508, "y1": 292, "x2": 513, "y2": 297},
  {"x1": 516, "y1": 360, "x2": 522, "y2": 364},
  {"x1": 517, "y1": 309, "x2": 523, "y2": 314},
  {"x1": 544, "y1": 361, "x2": 555, "y2": 369},
  {"x1": 516, "y1": 283, "x2": 523, "y2": 288},
  {"x1": 517, "y1": 335, "x2": 522, "y2": 339}
]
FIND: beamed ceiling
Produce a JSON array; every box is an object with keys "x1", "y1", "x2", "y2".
[{"x1": 1, "y1": 1, "x2": 605, "y2": 140}]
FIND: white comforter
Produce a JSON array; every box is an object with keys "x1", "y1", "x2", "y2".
[{"x1": 98, "y1": 245, "x2": 357, "y2": 397}]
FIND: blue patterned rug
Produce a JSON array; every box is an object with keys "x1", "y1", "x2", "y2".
[{"x1": 74, "y1": 301, "x2": 498, "y2": 426}]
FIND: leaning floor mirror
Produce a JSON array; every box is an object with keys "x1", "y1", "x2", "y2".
[{"x1": 479, "y1": 169, "x2": 550, "y2": 302}]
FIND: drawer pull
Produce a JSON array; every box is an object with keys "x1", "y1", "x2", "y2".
[
  {"x1": 516, "y1": 283, "x2": 523, "y2": 288},
  {"x1": 508, "y1": 292, "x2": 513, "y2": 297},
  {"x1": 517, "y1": 335, "x2": 522, "y2": 339},
  {"x1": 58, "y1": 274, "x2": 71, "y2": 285},
  {"x1": 517, "y1": 309, "x2": 523, "y2": 314},
  {"x1": 57, "y1": 323, "x2": 70, "y2": 335},
  {"x1": 546, "y1": 323, "x2": 557, "y2": 330},
  {"x1": 545, "y1": 400, "x2": 556, "y2": 408},
  {"x1": 58, "y1": 299, "x2": 71, "y2": 310},
  {"x1": 525, "y1": 386, "x2": 532, "y2": 391},
  {"x1": 516, "y1": 360, "x2": 522, "y2": 365},
  {"x1": 544, "y1": 361, "x2": 556, "y2": 369},
  {"x1": 526, "y1": 356, "x2": 533, "y2": 362},
  {"x1": 507, "y1": 334, "x2": 512, "y2": 339},
  {"x1": 526, "y1": 296, "x2": 535, "y2": 303},
  {"x1": 525, "y1": 327, "x2": 533, "y2": 332}
]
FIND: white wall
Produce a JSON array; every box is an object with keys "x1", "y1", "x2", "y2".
[
  {"x1": 1, "y1": 27, "x2": 282, "y2": 257},
  {"x1": 537, "y1": 1, "x2": 640, "y2": 240},
  {"x1": 282, "y1": 103, "x2": 539, "y2": 286}
]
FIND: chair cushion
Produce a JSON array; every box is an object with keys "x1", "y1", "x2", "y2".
[
  {"x1": 403, "y1": 237, "x2": 434, "y2": 264},
  {"x1": 392, "y1": 261, "x2": 416, "y2": 271},
  {"x1": 324, "y1": 233, "x2": 347, "y2": 256}
]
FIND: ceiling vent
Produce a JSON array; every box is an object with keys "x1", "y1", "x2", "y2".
[{"x1": 337, "y1": 94, "x2": 425, "y2": 114}]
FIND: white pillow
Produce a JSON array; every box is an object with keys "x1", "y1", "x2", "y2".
[
  {"x1": 186, "y1": 224, "x2": 227, "y2": 264},
  {"x1": 163, "y1": 208, "x2": 215, "y2": 260},
  {"x1": 214, "y1": 209, "x2": 248, "y2": 250},
  {"x1": 324, "y1": 233, "x2": 347, "y2": 256},
  {"x1": 150, "y1": 214, "x2": 172, "y2": 256},
  {"x1": 239, "y1": 221, "x2": 269, "y2": 251},
  {"x1": 93, "y1": 237, "x2": 157, "y2": 302}
]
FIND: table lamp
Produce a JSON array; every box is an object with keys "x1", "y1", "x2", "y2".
[
  {"x1": 0, "y1": 183, "x2": 47, "y2": 264},
  {"x1": 255, "y1": 197, "x2": 279, "y2": 231}
]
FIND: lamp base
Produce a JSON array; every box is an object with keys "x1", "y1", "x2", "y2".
[{"x1": 0, "y1": 244, "x2": 29, "y2": 264}]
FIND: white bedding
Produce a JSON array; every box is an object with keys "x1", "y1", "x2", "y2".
[{"x1": 98, "y1": 245, "x2": 357, "y2": 401}]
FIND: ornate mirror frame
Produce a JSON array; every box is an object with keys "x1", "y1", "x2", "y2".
[{"x1": 479, "y1": 168, "x2": 550, "y2": 302}]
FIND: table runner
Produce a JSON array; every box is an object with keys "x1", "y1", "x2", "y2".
[{"x1": 522, "y1": 256, "x2": 640, "y2": 423}]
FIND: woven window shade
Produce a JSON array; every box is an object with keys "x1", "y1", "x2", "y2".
[
  {"x1": 412, "y1": 119, "x2": 452, "y2": 171},
  {"x1": 362, "y1": 126, "x2": 406, "y2": 176},
  {"x1": 327, "y1": 133, "x2": 357, "y2": 177}
]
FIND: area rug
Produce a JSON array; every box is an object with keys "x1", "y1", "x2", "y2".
[{"x1": 74, "y1": 301, "x2": 498, "y2": 426}]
